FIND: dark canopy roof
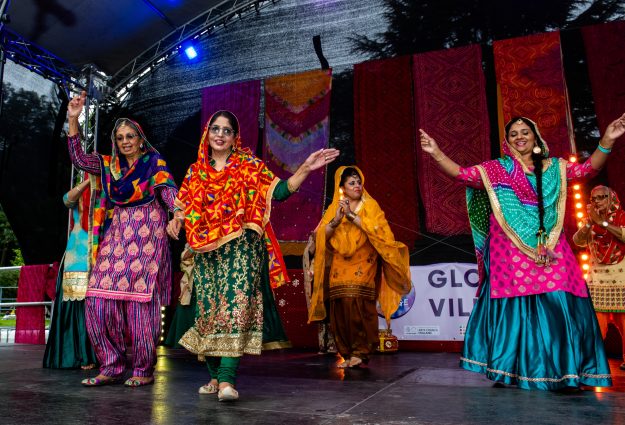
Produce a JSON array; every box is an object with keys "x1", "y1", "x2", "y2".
[{"x1": 5, "y1": 0, "x2": 224, "y2": 75}]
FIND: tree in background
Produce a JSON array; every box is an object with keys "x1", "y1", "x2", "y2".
[{"x1": 352, "y1": 0, "x2": 625, "y2": 58}]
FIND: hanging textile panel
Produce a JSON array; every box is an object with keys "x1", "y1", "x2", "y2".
[
  {"x1": 354, "y1": 56, "x2": 419, "y2": 248},
  {"x1": 201, "y1": 80, "x2": 261, "y2": 152},
  {"x1": 413, "y1": 44, "x2": 491, "y2": 235},
  {"x1": 494, "y1": 31, "x2": 575, "y2": 160},
  {"x1": 15, "y1": 264, "x2": 58, "y2": 344},
  {"x1": 274, "y1": 269, "x2": 317, "y2": 348},
  {"x1": 263, "y1": 69, "x2": 332, "y2": 250},
  {"x1": 582, "y1": 21, "x2": 625, "y2": 198}
]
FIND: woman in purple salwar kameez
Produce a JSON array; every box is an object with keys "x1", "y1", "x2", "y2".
[{"x1": 67, "y1": 91, "x2": 179, "y2": 387}]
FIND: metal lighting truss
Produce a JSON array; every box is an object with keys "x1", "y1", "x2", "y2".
[
  {"x1": 109, "y1": 0, "x2": 278, "y2": 101},
  {"x1": 1, "y1": 26, "x2": 85, "y2": 94}
]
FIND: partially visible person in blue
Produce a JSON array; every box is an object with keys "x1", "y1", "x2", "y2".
[{"x1": 43, "y1": 177, "x2": 98, "y2": 369}]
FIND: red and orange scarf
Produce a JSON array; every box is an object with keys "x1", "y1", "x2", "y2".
[{"x1": 175, "y1": 115, "x2": 289, "y2": 287}]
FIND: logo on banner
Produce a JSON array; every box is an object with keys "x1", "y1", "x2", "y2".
[{"x1": 376, "y1": 283, "x2": 416, "y2": 319}]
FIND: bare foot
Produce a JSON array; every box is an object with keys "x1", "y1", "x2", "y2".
[
  {"x1": 128, "y1": 376, "x2": 154, "y2": 384},
  {"x1": 348, "y1": 357, "x2": 363, "y2": 368}
]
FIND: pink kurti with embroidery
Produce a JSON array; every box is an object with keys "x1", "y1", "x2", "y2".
[
  {"x1": 457, "y1": 160, "x2": 598, "y2": 299},
  {"x1": 68, "y1": 135, "x2": 177, "y2": 304}
]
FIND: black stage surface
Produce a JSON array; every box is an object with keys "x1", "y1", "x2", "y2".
[{"x1": 1, "y1": 344, "x2": 624, "y2": 424}]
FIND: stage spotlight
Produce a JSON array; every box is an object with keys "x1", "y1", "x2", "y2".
[{"x1": 182, "y1": 42, "x2": 198, "y2": 60}]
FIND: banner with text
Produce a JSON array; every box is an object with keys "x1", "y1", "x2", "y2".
[{"x1": 378, "y1": 263, "x2": 479, "y2": 341}]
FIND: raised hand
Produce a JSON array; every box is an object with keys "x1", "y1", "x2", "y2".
[
  {"x1": 602, "y1": 112, "x2": 625, "y2": 147},
  {"x1": 68, "y1": 91, "x2": 87, "y2": 119},
  {"x1": 419, "y1": 129, "x2": 440, "y2": 154},
  {"x1": 303, "y1": 148, "x2": 340, "y2": 171}
]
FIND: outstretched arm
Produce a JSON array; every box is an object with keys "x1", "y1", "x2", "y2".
[
  {"x1": 419, "y1": 129, "x2": 461, "y2": 178},
  {"x1": 67, "y1": 91, "x2": 86, "y2": 138},
  {"x1": 66, "y1": 91, "x2": 101, "y2": 173},
  {"x1": 286, "y1": 148, "x2": 340, "y2": 192},
  {"x1": 588, "y1": 112, "x2": 625, "y2": 170}
]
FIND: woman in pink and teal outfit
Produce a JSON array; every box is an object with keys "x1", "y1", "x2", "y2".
[
  {"x1": 66, "y1": 92, "x2": 179, "y2": 387},
  {"x1": 420, "y1": 114, "x2": 625, "y2": 390}
]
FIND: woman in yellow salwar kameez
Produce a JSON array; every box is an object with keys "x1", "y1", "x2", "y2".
[{"x1": 309, "y1": 166, "x2": 411, "y2": 368}]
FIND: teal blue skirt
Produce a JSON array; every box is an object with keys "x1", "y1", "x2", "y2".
[{"x1": 460, "y1": 254, "x2": 612, "y2": 390}]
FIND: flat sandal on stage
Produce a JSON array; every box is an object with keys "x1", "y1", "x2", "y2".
[{"x1": 81, "y1": 376, "x2": 119, "y2": 387}]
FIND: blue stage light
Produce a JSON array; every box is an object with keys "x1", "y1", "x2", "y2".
[{"x1": 184, "y1": 45, "x2": 198, "y2": 60}]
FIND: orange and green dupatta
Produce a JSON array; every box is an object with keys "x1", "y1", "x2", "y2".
[{"x1": 175, "y1": 118, "x2": 289, "y2": 288}]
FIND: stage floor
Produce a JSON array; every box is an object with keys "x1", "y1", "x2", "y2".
[{"x1": 0, "y1": 344, "x2": 624, "y2": 424}]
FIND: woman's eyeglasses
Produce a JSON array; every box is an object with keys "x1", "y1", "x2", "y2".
[
  {"x1": 115, "y1": 133, "x2": 139, "y2": 142},
  {"x1": 209, "y1": 125, "x2": 234, "y2": 137},
  {"x1": 590, "y1": 194, "x2": 609, "y2": 202}
]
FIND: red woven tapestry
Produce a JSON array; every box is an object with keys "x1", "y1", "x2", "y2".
[
  {"x1": 413, "y1": 44, "x2": 491, "y2": 235},
  {"x1": 582, "y1": 21, "x2": 625, "y2": 198},
  {"x1": 273, "y1": 270, "x2": 317, "y2": 348},
  {"x1": 15, "y1": 264, "x2": 58, "y2": 344},
  {"x1": 263, "y1": 69, "x2": 332, "y2": 249},
  {"x1": 495, "y1": 32, "x2": 578, "y2": 240},
  {"x1": 201, "y1": 80, "x2": 261, "y2": 152},
  {"x1": 354, "y1": 56, "x2": 419, "y2": 248},
  {"x1": 494, "y1": 31, "x2": 574, "y2": 160}
]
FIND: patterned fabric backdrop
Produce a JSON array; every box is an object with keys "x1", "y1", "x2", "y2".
[
  {"x1": 582, "y1": 21, "x2": 625, "y2": 199},
  {"x1": 263, "y1": 69, "x2": 332, "y2": 251},
  {"x1": 413, "y1": 45, "x2": 491, "y2": 235},
  {"x1": 354, "y1": 56, "x2": 420, "y2": 248},
  {"x1": 494, "y1": 32, "x2": 578, "y2": 240},
  {"x1": 15, "y1": 264, "x2": 58, "y2": 344},
  {"x1": 273, "y1": 269, "x2": 317, "y2": 348},
  {"x1": 201, "y1": 80, "x2": 261, "y2": 152},
  {"x1": 493, "y1": 31, "x2": 575, "y2": 160}
]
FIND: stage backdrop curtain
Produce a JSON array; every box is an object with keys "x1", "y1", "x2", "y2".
[
  {"x1": 412, "y1": 44, "x2": 491, "y2": 235},
  {"x1": 354, "y1": 56, "x2": 420, "y2": 248},
  {"x1": 15, "y1": 263, "x2": 58, "y2": 344},
  {"x1": 201, "y1": 80, "x2": 261, "y2": 152},
  {"x1": 263, "y1": 69, "x2": 332, "y2": 254},
  {"x1": 582, "y1": 21, "x2": 625, "y2": 199},
  {"x1": 493, "y1": 31, "x2": 574, "y2": 159},
  {"x1": 273, "y1": 269, "x2": 317, "y2": 348},
  {"x1": 494, "y1": 31, "x2": 578, "y2": 239}
]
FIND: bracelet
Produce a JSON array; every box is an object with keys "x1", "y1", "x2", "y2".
[
  {"x1": 597, "y1": 143, "x2": 612, "y2": 154},
  {"x1": 433, "y1": 153, "x2": 447, "y2": 162},
  {"x1": 328, "y1": 219, "x2": 339, "y2": 228},
  {"x1": 286, "y1": 179, "x2": 298, "y2": 193},
  {"x1": 346, "y1": 212, "x2": 356, "y2": 221}
]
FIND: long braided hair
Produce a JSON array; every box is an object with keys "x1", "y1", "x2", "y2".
[{"x1": 505, "y1": 117, "x2": 548, "y2": 237}]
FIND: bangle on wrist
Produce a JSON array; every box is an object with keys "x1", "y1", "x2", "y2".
[
  {"x1": 433, "y1": 153, "x2": 446, "y2": 162},
  {"x1": 329, "y1": 219, "x2": 339, "y2": 228},
  {"x1": 597, "y1": 143, "x2": 612, "y2": 154},
  {"x1": 346, "y1": 212, "x2": 356, "y2": 221},
  {"x1": 287, "y1": 179, "x2": 298, "y2": 193}
]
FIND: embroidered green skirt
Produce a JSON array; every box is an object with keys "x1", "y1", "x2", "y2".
[{"x1": 179, "y1": 230, "x2": 289, "y2": 358}]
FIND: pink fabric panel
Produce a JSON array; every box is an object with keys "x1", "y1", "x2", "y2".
[
  {"x1": 201, "y1": 80, "x2": 261, "y2": 152},
  {"x1": 15, "y1": 263, "x2": 58, "y2": 344},
  {"x1": 413, "y1": 44, "x2": 491, "y2": 235}
]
